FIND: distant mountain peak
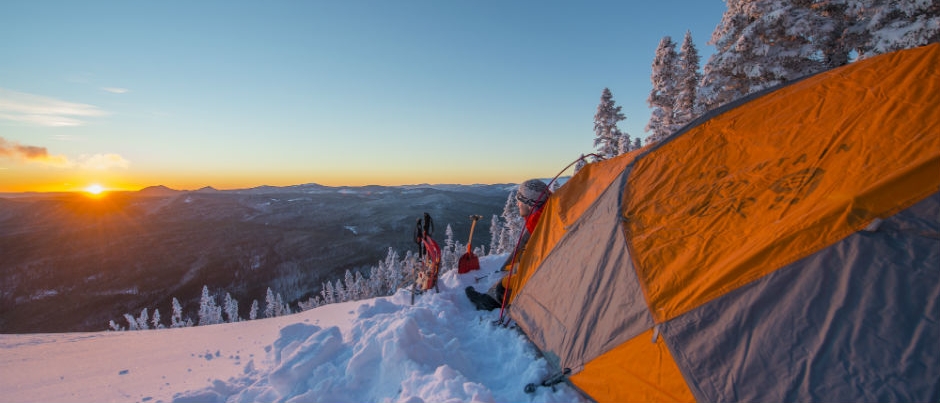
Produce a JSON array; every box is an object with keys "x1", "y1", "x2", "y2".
[{"x1": 138, "y1": 185, "x2": 180, "y2": 196}]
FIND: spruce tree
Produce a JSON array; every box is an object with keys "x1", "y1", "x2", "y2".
[
  {"x1": 124, "y1": 313, "x2": 139, "y2": 331},
  {"x1": 593, "y1": 88, "x2": 626, "y2": 158},
  {"x1": 497, "y1": 191, "x2": 524, "y2": 254},
  {"x1": 249, "y1": 300, "x2": 259, "y2": 320},
  {"x1": 264, "y1": 287, "x2": 276, "y2": 318},
  {"x1": 488, "y1": 214, "x2": 501, "y2": 256},
  {"x1": 152, "y1": 308, "x2": 164, "y2": 329},
  {"x1": 171, "y1": 297, "x2": 185, "y2": 328},
  {"x1": 700, "y1": 0, "x2": 857, "y2": 111},
  {"x1": 136, "y1": 308, "x2": 150, "y2": 330},
  {"x1": 857, "y1": 0, "x2": 940, "y2": 56},
  {"x1": 646, "y1": 36, "x2": 680, "y2": 144},
  {"x1": 344, "y1": 270, "x2": 358, "y2": 301},
  {"x1": 223, "y1": 293, "x2": 239, "y2": 323},
  {"x1": 674, "y1": 31, "x2": 702, "y2": 129}
]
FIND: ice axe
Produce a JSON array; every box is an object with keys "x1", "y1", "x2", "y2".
[{"x1": 458, "y1": 215, "x2": 483, "y2": 274}]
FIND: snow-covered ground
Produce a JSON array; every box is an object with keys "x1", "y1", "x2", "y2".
[{"x1": 0, "y1": 255, "x2": 586, "y2": 403}]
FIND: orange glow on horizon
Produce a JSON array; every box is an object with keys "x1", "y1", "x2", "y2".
[{"x1": 85, "y1": 184, "x2": 105, "y2": 194}]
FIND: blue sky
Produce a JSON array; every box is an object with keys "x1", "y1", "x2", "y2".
[{"x1": 0, "y1": 1, "x2": 727, "y2": 192}]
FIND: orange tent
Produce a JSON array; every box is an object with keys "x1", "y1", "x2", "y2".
[{"x1": 509, "y1": 44, "x2": 940, "y2": 402}]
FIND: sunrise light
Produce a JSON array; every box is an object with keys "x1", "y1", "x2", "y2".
[{"x1": 85, "y1": 184, "x2": 105, "y2": 195}]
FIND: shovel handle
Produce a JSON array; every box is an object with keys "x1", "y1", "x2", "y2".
[{"x1": 466, "y1": 215, "x2": 482, "y2": 253}]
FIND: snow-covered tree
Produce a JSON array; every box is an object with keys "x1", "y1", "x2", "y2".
[
  {"x1": 223, "y1": 292, "x2": 239, "y2": 323},
  {"x1": 135, "y1": 308, "x2": 150, "y2": 330},
  {"x1": 264, "y1": 287, "x2": 277, "y2": 318},
  {"x1": 354, "y1": 271, "x2": 368, "y2": 299},
  {"x1": 674, "y1": 30, "x2": 703, "y2": 129},
  {"x1": 249, "y1": 300, "x2": 259, "y2": 321},
  {"x1": 855, "y1": 0, "x2": 940, "y2": 57},
  {"x1": 593, "y1": 88, "x2": 626, "y2": 158},
  {"x1": 344, "y1": 270, "x2": 358, "y2": 301},
  {"x1": 109, "y1": 320, "x2": 125, "y2": 331},
  {"x1": 700, "y1": 0, "x2": 835, "y2": 110},
  {"x1": 496, "y1": 190, "x2": 524, "y2": 255},
  {"x1": 696, "y1": 0, "x2": 936, "y2": 111},
  {"x1": 321, "y1": 281, "x2": 336, "y2": 304},
  {"x1": 124, "y1": 313, "x2": 139, "y2": 331},
  {"x1": 198, "y1": 286, "x2": 222, "y2": 326},
  {"x1": 152, "y1": 308, "x2": 164, "y2": 329},
  {"x1": 274, "y1": 292, "x2": 289, "y2": 316},
  {"x1": 646, "y1": 36, "x2": 680, "y2": 144},
  {"x1": 334, "y1": 279, "x2": 347, "y2": 303},
  {"x1": 488, "y1": 215, "x2": 501, "y2": 255},
  {"x1": 383, "y1": 248, "x2": 403, "y2": 293},
  {"x1": 170, "y1": 297, "x2": 187, "y2": 328}
]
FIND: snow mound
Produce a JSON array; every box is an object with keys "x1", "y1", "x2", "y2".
[{"x1": 172, "y1": 255, "x2": 586, "y2": 403}]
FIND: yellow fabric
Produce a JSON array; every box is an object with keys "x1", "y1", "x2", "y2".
[
  {"x1": 571, "y1": 328, "x2": 695, "y2": 403},
  {"x1": 507, "y1": 152, "x2": 640, "y2": 302},
  {"x1": 625, "y1": 44, "x2": 940, "y2": 323}
]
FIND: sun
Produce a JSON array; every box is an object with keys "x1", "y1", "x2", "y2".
[{"x1": 85, "y1": 184, "x2": 105, "y2": 195}]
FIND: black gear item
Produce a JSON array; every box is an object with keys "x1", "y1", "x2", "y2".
[{"x1": 465, "y1": 286, "x2": 500, "y2": 311}]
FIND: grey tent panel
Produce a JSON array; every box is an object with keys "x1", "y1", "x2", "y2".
[
  {"x1": 663, "y1": 191, "x2": 940, "y2": 403},
  {"x1": 512, "y1": 170, "x2": 654, "y2": 372}
]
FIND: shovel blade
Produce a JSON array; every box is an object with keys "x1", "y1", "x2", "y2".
[{"x1": 458, "y1": 252, "x2": 480, "y2": 274}]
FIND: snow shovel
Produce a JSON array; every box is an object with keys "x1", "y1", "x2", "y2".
[{"x1": 458, "y1": 215, "x2": 483, "y2": 274}]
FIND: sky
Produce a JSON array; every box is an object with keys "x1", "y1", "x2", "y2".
[
  {"x1": 0, "y1": 1, "x2": 727, "y2": 193},
  {"x1": 0, "y1": 255, "x2": 587, "y2": 403}
]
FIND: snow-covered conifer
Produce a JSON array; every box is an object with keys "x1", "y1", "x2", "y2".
[
  {"x1": 354, "y1": 271, "x2": 368, "y2": 299},
  {"x1": 334, "y1": 279, "x2": 347, "y2": 303},
  {"x1": 700, "y1": 0, "x2": 843, "y2": 110},
  {"x1": 321, "y1": 281, "x2": 336, "y2": 304},
  {"x1": 171, "y1": 297, "x2": 185, "y2": 328},
  {"x1": 383, "y1": 248, "x2": 402, "y2": 293},
  {"x1": 249, "y1": 300, "x2": 259, "y2": 321},
  {"x1": 124, "y1": 313, "x2": 139, "y2": 331},
  {"x1": 274, "y1": 292, "x2": 289, "y2": 316},
  {"x1": 344, "y1": 270, "x2": 358, "y2": 301},
  {"x1": 152, "y1": 308, "x2": 164, "y2": 329},
  {"x1": 264, "y1": 287, "x2": 276, "y2": 318},
  {"x1": 136, "y1": 308, "x2": 150, "y2": 330},
  {"x1": 857, "y1": 0, "x2": 939, "y2": 56},
  {"x1": 488, "y1": 215, "x2": 501, "y2": 256},
  {"x1": 593, "y1": 88, "x2": 626, "y2": 158},
  {"x1": 198, "y1": 285, "x2": 222, "y2": 326},
  {"x1": 223, "y1": 293, "x2": 239, "y2": 323},
  {"x1": 646, "y1": 36, "x2": 680, "y2": 144},
  {"x1": 674, "y1": 30, "x2": 703, "y2": 128},
  {"x1": 574, "y1": 154, "x2": 587, "y2": 175},
  {"x1": 497, "y1": 191, "x2": 524, "y2": 255}
]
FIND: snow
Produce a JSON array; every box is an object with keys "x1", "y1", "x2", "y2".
[{"x1": 0, "y1": 255, "x2": 586, "y2": 403}]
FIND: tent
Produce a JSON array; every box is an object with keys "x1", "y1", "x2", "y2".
[{"x1": 508, "y1": 43, "x2": 940, "y2": 402}]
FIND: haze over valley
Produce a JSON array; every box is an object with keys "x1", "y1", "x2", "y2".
[{"x1": 0, "y1": 183, "x2": 510, "y2": 333}]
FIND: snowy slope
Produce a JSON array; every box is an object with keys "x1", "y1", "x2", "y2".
[{"x1": 0, "y1": 255, "x2": 586, "y2": 403}]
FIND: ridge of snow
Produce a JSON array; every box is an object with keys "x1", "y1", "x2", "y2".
[{"x1": 0, "y1": 255, "x2": 586, "y2": 403}]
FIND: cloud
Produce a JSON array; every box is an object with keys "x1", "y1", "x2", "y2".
[
  {"x1": 0, "y1": 136, "x2": 72, "y2": 167},
  {"x1": 0, "y1": 88, "x2": 108, "y2": 127},
  {"x1": 0, "y1": 137, "x2": 129, "y2": 170},
  {"x1": 102, "y1": 87, "x2": 129, "y2": 94},
  {"x1": 78, "y1": 153, "x2": 130, "y2": 170}
]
